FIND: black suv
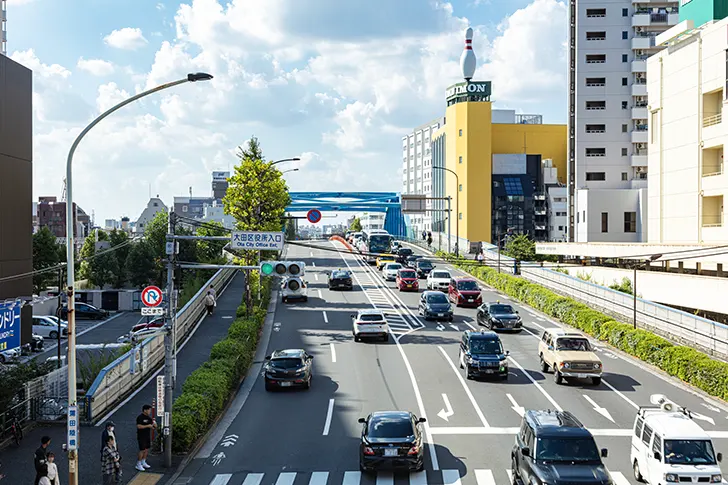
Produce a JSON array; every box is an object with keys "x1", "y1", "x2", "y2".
[
  {"x1": 328, "y1": 269, "x2": 353, "y2": 290},
  {"x1": 476, "y1": 302, "x2": 523, "y2": 332},
  {"x1": 414, "y1": 260, "x2": 434, "y2": 278},
  {"x1": 511, "y1": 410, "x2": 611, "y2": 485},
  {"x1": 457, "y1": 330, "x2": 509, "y2": 380}
]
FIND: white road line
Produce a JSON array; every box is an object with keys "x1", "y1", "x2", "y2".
[
  {"x1": 315, "y1": 274, "x2": 319, "y2": 281},
  {"x1": 322, "y1": 398, "x2": 335, "y2": 435},
  {"x1": 275, "y1": 472, "x2": 297, "y2": 485},
  {"x1": 610, "y1": 472, "x2": 631, "y2": 485},
  {"x1": 318, "y1": 289, "x2": 323, "y2": 299},
  {"x1": 330, "y1": 342, "x2": 337, "y2": 363},
  {"x1": 376, "y1": 472, "x2": 394, "y2": 485},
  {"x1": 322, "y1": 311, "x2": 328, "y2": 323},
  {"x1": 601, "y1": 378, "x2": 640, "y2": 410},
  {"x1": 474, "y1": 469, "x2": 496, "y2": 485},
  {"x1": 506, "y1": 470, "x2": 513, "y2": 483},
  {"x1": 442, "y1": 469, "x2": 462, "y2": 485},
  {"x1": 241, "y1": 473, "x2": 264, "y2": 485},
  {"x1": 309, "y1": 471, "x2": 328, "y2": 485},
  {"x1": 342, "y1": 471, "x2": 361, "y2": 485},
  {"x1": 410, "y1": 471, "x2": 428, "y2": 485},
  {"x1": 312, "y1": 262, "x2": 316, "y2": 267},
  {"x1": 427, "y1": 426, "x2": 635, "y2": 436},
  {"x1": 210, "y1": 475, "x2": 232, "y2": 485},
  {"x1": 437, "y1": 346, "x2": 490, "y2": 427},
  {"x1": 310, "y1": 251, "x2": 314, "y2": 257},
  {"x1": 507, "y1": 355, "x2": 563, "y2": 411}
]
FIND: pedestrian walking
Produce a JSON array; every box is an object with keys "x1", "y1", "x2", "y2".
[
  {"x1": 208, "y1": 285, "x2": 216, "y2": 300},
  {"x1": 100, "y1": 421, "x2": 116, "y2": 454},
  {"x1": 34, "y1": 436, "x2": 51, "y2": 485},
  {"x1": 37, "y1": 464, "x2": 52, "y2": 485},
  {"x1": 101, "y1": 435, "x2": 121, "y2": 485},
  {"x1": 477, "y1": 252, "x2": 484, "y2": 264},
  {"x1": 135, "y1": 404, "x2": 156, "y2": 471},
  {"x1": 46, "y1": 453, "x2": 59, "y2": 485},
  {"x1": 204, "y1": 291, "x2": 216, "y2": 315}
]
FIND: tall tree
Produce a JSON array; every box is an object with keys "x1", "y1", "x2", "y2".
[
  {"x1": 349, "y1": 217, "x2": 362, "y2": 232},
  {"x1": 77, "y1": 229, "x2": 108, "y2": 281},
  {"x1": 284, "y1": 213, "x2": 297, "y2": 241},
  {"x1": 125, "y1": 240, "x2": 157, "y2": 288},
  {"x1": 87, "y1": 246, "x2": 119, "y2": 289},
  {"x1": 196, "y1": 221, "x2": 228, "y2": 263},
  {"x1": 32, "y1": 227, "x2": 61, "y2": 293},
  {"x1": 503, "y1": 234, "x2": 536, "y2": 261},
  {"x1": 144, "y1": 211, "x2": 170, "y2": 287},
  {"x1": 108, "y1": 229, "x2": 130, "y2": 287}
]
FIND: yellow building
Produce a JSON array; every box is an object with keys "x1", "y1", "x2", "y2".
[{"x1": 431, "y1": 81, "x2": 567, "y2": 247}]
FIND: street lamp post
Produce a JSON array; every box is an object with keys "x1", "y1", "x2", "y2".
[
  {"x1": 632, "y1": 253, "x2": 663, "y2": 329},
  {"x1": 433, "y1": 167, "x2": 459, "y2": 257},
  {"x1": 281, "y1": 168, "x2": 299, "y2": 174},
  {"x1": 64, "y1": 72, "x2": 213, "y2": 485},
  {"x1": 270, "y1": 157, "x2": 301, "y2": 166}
]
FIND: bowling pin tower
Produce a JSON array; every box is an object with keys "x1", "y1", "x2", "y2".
[{"x1": 460, "y1": 27, "x2": 477, "y2": 81}]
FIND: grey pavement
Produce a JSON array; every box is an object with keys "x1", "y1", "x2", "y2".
[
  {"x1": 178, "y1": 241, "x2": 728, "y2": 485},
  {"x1": 0, "y1": 273, "x2": 244, "y2": 485}
]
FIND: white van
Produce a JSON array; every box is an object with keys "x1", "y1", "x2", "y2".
[{"x1": 630, "y1": 395, "x2": 723, "y2": 484}]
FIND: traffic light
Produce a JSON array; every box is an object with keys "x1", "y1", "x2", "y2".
[{"x1": 260, "y1": 261, "x2": 305, "y2": 277}]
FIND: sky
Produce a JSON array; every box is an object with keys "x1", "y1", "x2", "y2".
[{"x1": 9, "y1": 0, "x2": 568, "y2": 224}]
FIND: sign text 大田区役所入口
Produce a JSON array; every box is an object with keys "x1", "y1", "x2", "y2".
[{"x1": 231, "y1": 231, "x2": 285, "y2": 251}]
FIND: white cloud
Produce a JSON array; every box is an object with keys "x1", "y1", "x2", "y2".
[
  {"x1": 77, "y1": 58, "x2": 115, "y2": 76},
  {"x1": 104, "y1": 28, "x2": 148, "y2": 50},
  {"x1": 96, "y1": 82, "x2": 131, "y2": 112}
]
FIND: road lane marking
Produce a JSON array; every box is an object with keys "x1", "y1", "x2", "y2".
[
  {"x1": 474, "y1": 469, "x2": 496, "y2": 485},
  {"x1": 610, "y1": 472, "x2": 631, "y2": 485},
  {"x1": 375, "y1": 472, "x2": 394, "y2": 485},
  {"x1": 310, "y1": 251, "x2": 314, "y2": 257},
  {"x1": 275, "y1": 473, "x2": 296, "y2": 485},
  {"x1": 312, "y1": 262, "x2": 316, "y2": 267},
  {"x1": 601, "y1": 378, "x2": 639, "y2": 410},
  {"x1": 437, "y1": 346, "x2": 490, "y2": 427},
  {"x1": 442, "y1": 469, "x2": 462, "y2": 485},
  {"x1": 437, "y1": 393, "x2": 454, "y2": 421},
  {"x1": 315, "y1": 274, "x2": 319, "y2": 281},
  {"x1": 330, "y1": 342, "x2": 336, "y2": 363},
  {"x1": 210, "y1": 475, "x2": 232, "y2": 485},
  {"x1": 322, "y1": 311, "x2": 328, "y2": 323},
  {"x1": 318, "y1": 289, "x2": 323, "y2": 299},
  {"x1": 309, "y1": 472, "x2": 328, "y2": 485},
  {"x1": 342, "y1": 472, "x2": 360, "y2": 485},
  {"x1": 505, "y1": 470, "x2": 513, "y2": 483},
  {"x1": 506, "y1": 393, "x2": 525, "y2": 417},
  {"x1": 242, "y1": 473, "x2": 264, "y2": 485},
  {"x1": 583, "y1": 395, "x2": 615, "y2": 423},
  {"x1": 410, "y1": 471, "x2": 427, "y2": 485},
  {"x1": 322, "y1": 398, "x2": 335, "y2": 435},
  {"x1": 506, "y1": 356, "x2": 563, "y2": 411}
]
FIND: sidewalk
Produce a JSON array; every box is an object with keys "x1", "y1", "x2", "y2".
[{"x1": 0, "y1": 273, "x2": 244, "y2": 485}]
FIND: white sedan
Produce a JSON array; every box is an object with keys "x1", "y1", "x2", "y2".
[
  {"x1": 32, "y1": 315, "x2": 68, "y2": 339},
  {"x1": 427, "y1": 270, "x2": 452, "y2": 291},
  {"x1": 352, "y1": 310, "x2": 389, "y2": 342},
  {"x1": 382, "y1": 263, "x2": 403, "y2": 281}
]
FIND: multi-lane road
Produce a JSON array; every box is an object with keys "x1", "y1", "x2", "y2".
[{"x1": 180, "y1": 241, "x2": 728, "y2": 485}]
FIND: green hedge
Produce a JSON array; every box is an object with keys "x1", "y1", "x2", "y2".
[
  {"x1": 439, "y1": 252, "x2": 728, "y2": 402},
  {"x1": 171, "y1": 275, "x2": 272, "y2": 452}
]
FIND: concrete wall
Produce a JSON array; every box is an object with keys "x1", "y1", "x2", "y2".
[{"x1": 576, "y1": 188, "x2": 647, "y2": 242}]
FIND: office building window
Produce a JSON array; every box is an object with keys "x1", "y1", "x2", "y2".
[
  {"x1": 577, "y1": 212, "x2": 579, "y2": 223},
  {"x1": 459, "y1": 213, "x2": 462, "y2": 220},
  {"x1": 583, "y1": 210, "x2": 585, "y2": 221},
  {"x1": 586, "y1": 124, "x2": 606, "y2": 133},
  {"x1": 601, "y1": 212, "x2": 609, "y2": 232},
  {"x1": 558, "y1": 226, "x2": 564, "y2": 231},
  {"x1": 622, "y1": 31, "x2": 628, "y2": 40},
  {"x1": 622, "y1": 77, "x2": 628, "y2": 86},
  {"x1": 622, "y1": 147, "x2": 628, "y2": 156},
  {"x1": 586, "y1": 31, "x2": 607, "y2": 41},
  {"x1": 622, "y1": 124, "x2": 628, "y2": 133},
  {"x1": 459, "y1": 129, "x2": 463, "y2": 136},
  {"x1": 586, "y1": 77, "x2": 606, "y2": 86},
  {"x1": 624, "y1": 212, "x2": 637, "y2": 232},
  {"x1": 622, "y1": 54, "x2": 628, "y2": 63},
  {"x1": 622, "y1": 8, "x2": 628, "y2": 16},
  {"x1": 586, "y1": 54, "x2": 606, "y2": 63},
  {"x1": 585, "y1": 148, "x2": 606, "y2": 157},
  {"x1": 622, "y1": 101, "x2": 628, "y2": 109},
  {"x1": 459, "y1": 156, "x2": 463, "y2": 164},
  {"x1": 586, "y1": 172, "x2": 606, "y2": 181},
  {"x1": 586, "y1": 8, "x2": 606, "y2": 17},
  {"x1": 622, "y1": 172, "x2": 628, "y2": 181},
  {"x1": 586, "y1": 100, "x2": 606, "y2": 110}
]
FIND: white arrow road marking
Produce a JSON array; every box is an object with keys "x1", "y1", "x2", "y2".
[
  {"x1": 449, "y1": 324, "x2": 459, "y2": 331},
  {"x1": 506, "y1": 393, "x2": 525, "y2": 417},
  {"x1": 436, "y1": 324, "x2": 445, "y2": 331},
  {"x1": 219, "y1": 434, "x2": 238, "y2": 447},
  {"x1": 437, "y1": 393, "x2": 454, "y2": 422},
  {"x1": 211, "y1": 452, "x2": 225, "y2": 466},
  {"x1": 691, "y1": 412, "x2": 716, "y2": 426},
  {"x1": 702, "y1": 403, "x2": 721, "y2": 413},
  {"x1": 273, "y1": 323, "x2": 281, "y2": 332},
  {"x1": 583, "y1": 395, "x2": 615, "y2": 423}
]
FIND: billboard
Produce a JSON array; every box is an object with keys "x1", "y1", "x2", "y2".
[
  {"x1": 0, "y1": 300, "x2": 22, "y2": 351},
  {"x1": 212, "y1": 171, "x2": 230, "y2": 181}
]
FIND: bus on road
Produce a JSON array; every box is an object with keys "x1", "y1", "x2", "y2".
[{"x1": 361, "y1": 229, "x2": 393, "y2": 264}]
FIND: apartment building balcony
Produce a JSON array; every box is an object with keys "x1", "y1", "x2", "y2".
[
  {"x1": 534, "y1": 208, "x2": 547, "y2": 216},
  {"x1": 631, "y1": 60, "x2": 647, "y2": 73},
  {"x1": 631, "y1": 153, "x2": 648, "y2": 167},
  {"x1": 632, "y1": 107, "x2": 648, "y2": 119},
  {"x1": 632, "y1": 83, "x2": 648, "y2": 96},
  {"x1": 534, "y1": 193, "x2": 546, "y2": 201},
  {"x1": 632, "y1": 128, "x2": 649, "y2": 143},
  {"x1": 535, "y1": 224, "x2": 547, "y2": 231},
  {"x1": 632, "y1": 35, "x2": 655, "y2": 50}
]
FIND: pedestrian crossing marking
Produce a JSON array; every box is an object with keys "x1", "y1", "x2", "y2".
[
  {"x1": 409, "y1": 471, "x2": 427, "y2": 485},
  {"x1": 275, "y1": 473, "x2": 296, "y2": 485},
  {"x1": 342, "y1": 471, "x2": 361, "y2": 485},
  {"x1": 474, "y1": 470, "x2": 495, "y2": 485},
  {"x1": 210, "y1": 475, "x2": 232, "y2": 485},
  {"x1": 375, "y1": 472, "x2": 393, "y2": 485},
  {"x1": 241, "y1": 473, "x2": 264, "y2": 485},
  {"x1": 442, "y1": 469, "x2": 462, "y2": 485},
  {"x1": 310, "y1": 472, "x2": 329, "y2": 485},
  {"x1": 610, "y1": 472, "x2": 631, "y2": 485}
]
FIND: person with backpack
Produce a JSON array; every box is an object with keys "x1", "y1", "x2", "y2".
[{"x1": 204, "y1": 291, "x2": 216, "y2": 315}]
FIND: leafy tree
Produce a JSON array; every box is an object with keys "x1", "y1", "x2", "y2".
[
  {"x1": 223, "y1": 136, "x2": 291, "y2": 264},
  {"x1": 108, "y1": 229, "x2": 130, "y2": 287},
  {"x1": 145, "y1": 211, "x2": 170, "y2": 286},
  {"x1": 503, "y1": 234, "x2": 536, "y2": 261},
  {"x1": 349, "y1": 217, "x2": 362, "y2": 232},
  {"x1": 125, "y1": 240, "x2": 157, "y2": 288},
  {"x1": 196, "y1": 221, "x2": 228, "y2": 263},
  {"x1": 87, "y1": 245, "x2": 119, "y2": 289},
  {"x1": 32, "y1": 227, "x2": 61, "y2": 292},
  {"x1": 77, "y1": 229, "x2": 108, "y2": 282},
  {"x1": 284, "y1": 213, "x2": 297, "y2": 241}
]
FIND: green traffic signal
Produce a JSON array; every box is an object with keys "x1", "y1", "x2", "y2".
[{"x1": 260, "y1": 262, "x2": 275, "y2": 275}]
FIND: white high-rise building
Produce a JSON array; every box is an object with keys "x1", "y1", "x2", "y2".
[
  {"x1": 1, "y1": 0, "x2": 6, "y2": 56},
  {"x1": 569, "y1": 0, "x2": 679, "y2": 242},
  {"x1": 402, "y1": 117, "x2": 445, "y2": 236}
]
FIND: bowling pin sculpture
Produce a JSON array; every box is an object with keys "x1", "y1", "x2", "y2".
[{"x1": 460, "y1": 27, "x2": 477, "y2": 81}]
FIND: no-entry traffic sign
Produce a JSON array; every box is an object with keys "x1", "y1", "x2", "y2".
[
  {"x1": 141, "y1": 286, "x2": 163, "y2": 307},
  {"x1": 307, "y1": 209, "x2": 322, "y2": 224}
]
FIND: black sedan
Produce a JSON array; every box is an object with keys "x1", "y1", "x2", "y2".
[
  {"x1": 476, "y1": 302, "x2": 523, "y2": 331},
  {"x1": 328, "y1": 269, "x2": 353, "y2": 290},
  {"x1": 415, "y1": 260, "x2": 434, "y2": 278},
  {"x1": 405, "y1": 255, "x2": 422, "y2": 268},
  {"x1": 418, "y1": 291, "x2": 453, "y2": 321},
  {"x1": 263, "y1": 349, "x2": 314, "y2": 391},
  {"x1": 395, "y1": 248, "x2": 413, "y2": 263},
  {"x1": 359, "y1": 411, "x2": 426, "y2": 472},
  {"x1": 59, "y1": 302, "x2": 109, "y2": 320}
]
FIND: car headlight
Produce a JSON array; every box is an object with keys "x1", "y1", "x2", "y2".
[
  {"x1": 466, "y1": 356, "x2": 476, "y2": 364},
  {"x1": 492, "y1": 318, "x2": 501, "y2": 323},
  {"x1": 664, "y1": 473, "x2": 678, "y2": 483},
  {"x1": 711, "y1": 475, "x2": 722, "y2": 483}
]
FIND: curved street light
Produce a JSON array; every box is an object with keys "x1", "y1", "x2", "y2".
[
  {"x1": 432, "y1": 166, "x2": 460, "y2": 257},
  {"x1": 64, "y1": 72, "x2": 213, "y2": 484},
  {"x1": 270, "y1": 157, "x2": 300, "y2": 166},
  {"x1": 281, "y1": 168, "x2": 299, "y2": 174}
]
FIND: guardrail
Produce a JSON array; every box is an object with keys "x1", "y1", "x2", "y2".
[
  {"x1": 519, "y1": 267, "x2": 728, "y2": 361},
  {"x1": 83, "y1": 267, "x2": 236, "y2": 422}
]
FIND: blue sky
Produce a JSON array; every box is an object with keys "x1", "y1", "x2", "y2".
[{"x1": 10, "y1": 0, "x2": 567, "y2": 223}]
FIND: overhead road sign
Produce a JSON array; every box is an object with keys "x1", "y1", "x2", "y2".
[
  {"x1": 307, "y1": 209, "x2": 322, "y2": 224},
  {"x1": 142, "y1": 286, "x2": 163, "y2": 307},
  {"x1": 0, "y1": 299, "x2": 22, "y2": 352},
  {"x1": 401, "y1": 195, "x2": 428, "y2": 213},
  {"x1": 231, "y1": 231, "x2": 284, "y2": 251},
  {"x1": 141, "y1": 307, "x2": 165, "y2": 316}
]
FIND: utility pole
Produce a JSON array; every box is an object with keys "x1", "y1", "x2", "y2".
[
  {"x1": 497, "y1": 226, "x2": 501, "y2": 273},
  {"x1": 163, "y1": 209, "x2": 176, "y2": 468},
  {"x1": 56, "y1": 268, "x2": 63, "y2": 368}
]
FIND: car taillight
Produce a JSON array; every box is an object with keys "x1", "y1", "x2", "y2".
[
  {"x1": 407, "y1": 445, "x2": 419, "y2": 455},
  {"x1": 458, "y1": 293, "x2": 464, "y2": 300},
  {"x1": 363, "y1": 447, "x2": 374, "y2": 455}
]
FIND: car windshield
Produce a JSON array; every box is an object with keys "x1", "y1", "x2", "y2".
[
  {"x1": 469, "y1": 339, "x2": 503, "y2": 354},
  {"x1": 385, "y1": 264, "x2": 402, "y2": 270},
  {"x1": 426, "y1": 293, "x2": 449, "y2": 304},
  {"x1": 535, "y1": 437, "x2": 601, "y2": 462},
  {"x1": 490, "y1": 305, "x2": 515, "y2": 314},
  {"x1": 270, "y1": 358, "x2": 304, "y2": 369},
  {"x1": 418, "y1": 261, "x2": 433, "y2": 268},
  {"x1": 663, "y1": 440, "x2": 717, "y2": 465},
  {"x1": 332, "y1": 271, "x2": 349, "y2": 278},
  {"x1": 360, "y1": 314, "x2": 384, "y2": 322},
  {"x1": 398, "y1": 249, "x2": 412, "y2": 256},
  {"x1": 368, "y1": 418, "x2": 414, "y2": 438},
  {"x1": 556, "y1": 337, "x2": 591, "y2": 351},
  {"x1": 399, "y1": 271, "x2": 417, "y2": 279},
  {"x1": 457, "y1": 280, "x2": 479, "y2": 291},
  {"x1": 431, "y1": 271, "x2": 451, "y2": 279}
]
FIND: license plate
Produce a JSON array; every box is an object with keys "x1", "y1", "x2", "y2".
[
  {"x1": 384, "y1": 448, "x2": 398, "y2": 457},
  {"x1": 577, "y1": 373, "x2": 587, "y2": 379},
  {"x1": 407, "y1": 284, "x2": 412, "y2": 287},
  {"x1": 280, "y1": 382, "x2": 292, "y2": 387},
  {"x1": 438, "y1": 313, "x2": 444, "y2": 317},
  {"x1": 484, "y1": 369, "x2": 494, "y2": 374}
]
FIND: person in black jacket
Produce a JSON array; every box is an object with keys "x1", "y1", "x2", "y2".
[{"x1": 33, "y1": 436, "x2": 51, "y2": 485}]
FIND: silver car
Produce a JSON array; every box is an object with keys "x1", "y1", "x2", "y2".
[
  {"x1": 352, "y1": 310, "x2": 389, "y2": 342},
  {"x1": 382, "y1": 263, "x2": 403, "y2": 281}
]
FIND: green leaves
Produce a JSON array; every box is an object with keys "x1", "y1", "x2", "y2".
[
  {"x1": 32, "y1": 226, "x2": 61, "y2": 292},
  {"x1": 349, "y1": 217, "x2": 362, "y2": 232}
]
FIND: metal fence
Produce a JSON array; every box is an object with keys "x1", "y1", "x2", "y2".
[{"x1": 83, "y1": 267, "x2": 237, "y2": 422}]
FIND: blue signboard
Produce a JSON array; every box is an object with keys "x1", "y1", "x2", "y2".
[{"x1": 0, "y1": 300, "x2": 22, "y2": 352}]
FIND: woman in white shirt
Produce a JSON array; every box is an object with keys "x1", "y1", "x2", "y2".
[
  {"x1": 37, "y1": 464, "x2": 52, "y2": 485},
  {"x1": 46, "y1": 453, "x2": 60, "y2": 485}
]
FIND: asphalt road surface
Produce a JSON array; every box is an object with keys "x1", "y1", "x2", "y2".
[{"x1": 177, "y1": 242, "x2": 728, "y2": 485}]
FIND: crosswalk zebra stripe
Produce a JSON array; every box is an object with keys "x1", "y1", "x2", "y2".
[
  {"x1": 309, "y1": 472, "x2": 329, "y2": 485},
  {"x1": 375, "y1": 472, "x2": 394, "y2": 485},
  {"x1": 442, "y1": 469, "x2": 462, "y2": 485},
  {"x1": 342, "y1": 471, "x2": 361, "y2": 485},
  {"x1": 474, "y1": 470, "x2": 496, "y2": 485},
  {"x1": 609, "y1": 472, "x2": 631, "y2": 485},
  {"x1": 241, "y1": 473, "x2": 264, "y2": 485},
  {"x1": 275, "y1": 472, "x2": 296, "y2": 485},
  {"x1": 505, "y1": 470, "x2": 513, "y2": 483},
  {"x1": 409, "y1": 471, "x2": 427, "y2": 485},
  {"x1": 210, "y1": 474, "x2": 232, "y2": 485}
]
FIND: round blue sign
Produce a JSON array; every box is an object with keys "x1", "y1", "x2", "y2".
[{"x1": 307, "y1": 209, "x2": 322, "y2": 223}]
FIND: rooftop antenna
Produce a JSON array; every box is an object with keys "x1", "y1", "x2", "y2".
[{"x1": 189, "y1": 186, "x2": 192, "y2": 198}]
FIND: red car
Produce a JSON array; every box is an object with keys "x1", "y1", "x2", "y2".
[
  {"x1": 131, "y1": 317, "x2": 166, "y2": 333},
  {"x1": 448, "y1": 277, "x2": 482, "y2": 307},
  {"x1": 396, "y1": 268, "x2": 419, "y2": 292}
]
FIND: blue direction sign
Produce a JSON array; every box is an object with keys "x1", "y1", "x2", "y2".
[
  {"x1": 0, "y1": 300, "x2": 22, "y2": 352},
  {"x1": 307, "y1": 209, "x2": 322, "y2": 224}
]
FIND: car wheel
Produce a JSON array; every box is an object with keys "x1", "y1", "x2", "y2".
[
  {"x1": 302, "y1": 296, "x2": 308, "y2": 302},
  {"x1": 540, "y1": 355, "x2": 549, "y2": 372},
  {"x1": 592, "y1": 376, "x2": 602, "y2": 386},
  {"x1": 448, "y1": 316, "x2": 453, "y2": 322},
  {"x1": 264, "y1": 380, "x2": 273, "y2": 392},
  {"x1": 0, "y1": 355, "x2": 5, "y2": 364},
  {"x1": 633, "y1": 459, "x2": 644, "y2": 482},
  {"x1": 554, "y1": 369, "x2": 563, "y2": 384},
  {"x1": 354, "y1": 334, "x2": 360, "y2": 342},
  {"x1": 511, "y1": 458, "x2": 519, "y2": 485},
  {"x1": 359, "y1": 461, "x2": 369, "y2": 473},
  {"x1": 382, "y1": 334, "x2": 389, "y2": 342},
  {"x1": 282, "y1": 296, "x2": 287, "y2": 303},
  {"x1": 49, "y1": 331, "x2": 58, "y2": 340}
]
